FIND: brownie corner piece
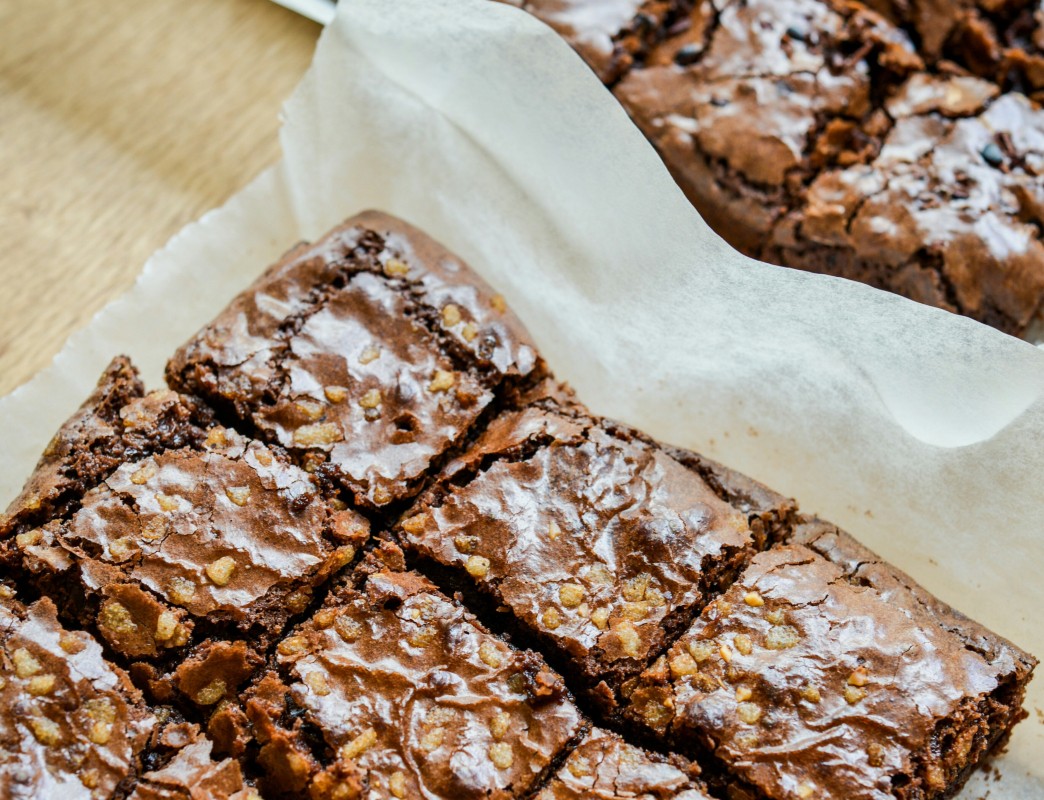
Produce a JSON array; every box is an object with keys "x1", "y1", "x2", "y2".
[
  {"x1": 1, "y1": 355, "x2": 212, "y2": 542},
  {"x1": 0, "y1": 586, "x2": 155, "y2": 798},
  {"x1": 396, "y1": 396, "x2": 759, "y2": 714},
  {"x1": 244, "y1": 553, "x2": 583, "y2": 798},
  {"x1": 624, "y1": 537, "x2": 1035, "y2": 799},
  {"x1": 5, "y1": 359, "x2": 370, "y2": 711},
  {"x1": 165, "y1": 210, "x2": 544, "y2": 509},
  {"x1": 534, "y1": 728, "x2": 711, "y2": 799}
]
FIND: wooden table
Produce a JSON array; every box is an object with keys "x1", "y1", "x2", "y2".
[{"x1": 0, "y1": 0, "x2": 321, "y2": 396}]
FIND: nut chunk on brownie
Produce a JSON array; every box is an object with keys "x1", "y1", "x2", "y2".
[
  {"x1": 3, "y1": 359, "x2": 368, "y2": 706},
  {"x1": 534, "y1": 728, "x2": 710, "y2": 799},
  {"x1": 624, "y1": 539, "x2": 1036, "y2": 799},
  {"x1": 245, "y1": 552, "x2": 583, "y2": 799},
  {"x1": 167, "y1": 210, "x2": 543, "y2": 509},
  {"x1": 0, "y1": 589, "x2": 154, "y2": 799},
  {"x1": 397, "y1": 395, "x2": 772, "y2": 715}
]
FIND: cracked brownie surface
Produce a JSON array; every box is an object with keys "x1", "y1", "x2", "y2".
[
  {"x1": 624, "y1": 536, "x2": 1035, "y2": 799},
  {"x1": 167, "y1": 211, "x2": 542, "y2": 510},
  {"x1": 397, "y1": 397, "x2": 767, "y2": 715},
  {"x1": 1, "y1": 212, "x2": 1036, "y2": 798},
  {"x1": 0, "y1": 590, "x2": 154, "y2": 799},
  {"x1": 507, "y1": 0, "x2": 1044, "y2": 335},
  {"x1": 245, "y1": 548, "x2": 583, "y2": 799},
  {"x1": 534, "y1": 728, "x2": 710, "y2": 799}
]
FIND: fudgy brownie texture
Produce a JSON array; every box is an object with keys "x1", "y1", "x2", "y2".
[
  {"x1": 0, "y1": 589, "x2": 154, "y2": 799},
  {"x1": 166, "y1": 210, "x2": 543, "y2": 510},
  {"x1": 126, "y1": 732, "x2": 257, "y2": 800},
  {"x1": 505, "y1": 0, "x2": 1044, "y2": 335},
  {"x1": 862, "y1": 0, "x2": 1044, "y2": 98},
  {"x1": 623, "y1": 521, "x2": 1037, "y2": 799},
  {"x1": 244, "y1": 544, "x2": 584, "y2": 799},
  {"x1": 2, "y1": 359, "x2": 368, "y2": 714},
  {"x1": 396, "y1": 391, "x2": 792, "y2": 716},
  {"x1": 498, "y1": 0, "x2": 696, "y2": 82},
  {"x1": 534, "y1": 728, "x2": 711, "y2": 799}
]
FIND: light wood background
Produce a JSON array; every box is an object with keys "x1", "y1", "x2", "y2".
[{"x1": 0, "y1": 0, "x2": 321, "y2": 396}]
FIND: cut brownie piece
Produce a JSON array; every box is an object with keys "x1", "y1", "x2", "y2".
[
  {"x1": 497, "y1": 0, "x2": 698, "y2": 83},
  {"x1": 0, "y1": 356, "x2": 212, "y2": 546},
  {"x1": 533, "y1": 728, "x2": 710, "y2": 799},
  {"x1": 3, "y1": 360, "x2": 368, "y2": 712},
  {"x1": 0, "y1": 588, "x2": 154, "y2": 799},
  {"x1": 623, "y1": 536, "x2": 1036, "y2": 799},
  {"x1": 245, "y1": 545, "x2": 584, "y2": 799},
  {"x1": 166, "y1": 211, "x2": 543, "y2": 510},
  {"x1": 397, "y1": 394, "x2": 771, "y2": 715}
]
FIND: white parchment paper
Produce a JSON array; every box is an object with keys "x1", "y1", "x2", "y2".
[{"x1": 2, "y1": 0, "x2": 1042, "y2": 793}]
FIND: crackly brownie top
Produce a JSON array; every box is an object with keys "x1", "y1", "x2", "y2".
[
  {"x1": 787, "y1": 517, "x2": 1037, "y2": 680},
  {"x1": 399, "y1": 401, "x2": 755, "y2": 688},
  {"x1": 247, "y1": 567, "x2": 582, "y2": 799},
  {"x1": 498, "y1": 0, "x2": 695, "y2": 83},
  {"x1": 0, "y1": 592, "x2": 154, "y2": 799},
  {"x1": 795, "y1": 82, "x2": 1044, "y2": 330},
  {"x1": 127, "y1": 736, "x2": 255, "y2": 800},
  {"x1": 16, "y1": 426, "x2": 366, "y2": 660},
  {"x1": 626, "y1": 544, "x2": 1028, "y2": 800},
  {"x1": 1, "y1": 357, "x2": 212, "y2": 541},
  {"x1": 615, "y1": 0, "x2": 917, "y2": 195},
  {"x1": 534, "y1": 728, "x2": 709, "y2": 799},
  {"x1": 167, "y1": 210, "x2": 541, "y2": 508}
]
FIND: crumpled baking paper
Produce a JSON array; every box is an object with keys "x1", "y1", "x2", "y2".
[{"x1": 1, "y1": 0, "x2": 1041, "y2": 793}]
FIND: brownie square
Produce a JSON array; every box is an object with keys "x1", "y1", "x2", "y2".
[
  {"x1": 534, "y1": 728, "x2": 710, "y2": 799},
  {"x1": 0, "y1": 588, "x2": 154, "y2": 798},
  {"x1": 2, "y1": 359, "x2": 368, "y2": 711},
  {"x1": 624, "y1": 531, "x2": 1036, "y2": 799},
  {"x1": 166, "y1": 211, "x2": 543, "y2": 509},
  {"x1": 245, "y1": 545, "x2": 583, "y2": 799},
  {"x1": 127, "y1": 734, "x2": 256, "y2": 800},
  {"x1": 396, "y1": 393, "x2": 771, "y2": 714}
]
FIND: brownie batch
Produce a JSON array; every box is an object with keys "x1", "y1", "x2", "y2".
[
  {"x1": 508, "y1": 0, "x2": 1044, "y2": 337},
  {"x1": 1, "y1": 212, "x2": 1035, "y2": 798}
]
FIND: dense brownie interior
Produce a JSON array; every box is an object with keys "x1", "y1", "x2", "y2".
[
  {"x1": 1, "y1": 212, "x2": 1035, "y2": 798},
  {"x1": 623, "y1": 533, "x2": 1034, "y2": 799}
]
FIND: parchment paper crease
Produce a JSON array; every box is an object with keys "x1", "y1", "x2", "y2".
[{"x1": 2, "y1": 0, "x2": 1041, "y2": 792}]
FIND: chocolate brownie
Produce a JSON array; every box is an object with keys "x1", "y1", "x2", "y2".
[
  {"x1": 497, "y1": 0, "x2": 697, "y2": 83},
  {"x1": 127, "y1": 733, "x2": 257, "y2": 800},
  {"x1": 623, "y1": 537, "x2": 1036, "y2": 799},
  {"x1": 167, "y1": 211, "x2": 543, "y2": 510},
  {"x1": 396, "y1": 394, "x2": 789, "y2": 715},
  {"x1": 3, "y1": 359, "x2": 368, "y2": 711},
  {"x1": 0, "y1": 588, "x2": 154, "y2": 798},
  {"x1": 863, "y1": 0, "x2": 1043, "y2": 99},
  {"x1": 534, "y1": 728, "x2": 710, "y2": 799},
  {"x1": 244, "y1": 545, "x2": 584, "y2": 799}
]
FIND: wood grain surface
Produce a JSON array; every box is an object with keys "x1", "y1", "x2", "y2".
[{"x1": 0, "y1": 0, "x2": 320, "y2": 396}]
